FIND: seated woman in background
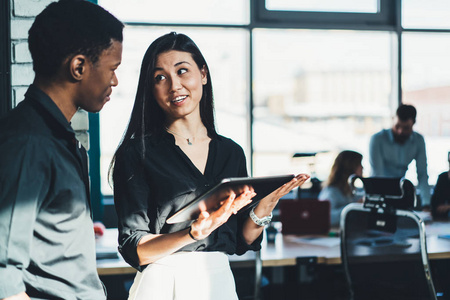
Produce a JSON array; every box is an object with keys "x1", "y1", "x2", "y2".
[
  {"x1": 318, "y1": 150, "x2": 363, "y2": 227},
  {"x1": 431, "y1": 152, "x2": 450, "y2": 220}
]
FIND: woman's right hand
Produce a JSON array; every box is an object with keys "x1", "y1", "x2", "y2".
[
  {"x1": 189, "y1": 189, "x2": 255, "y2": 240},
  {"x1": 137, "y1": 188, "x2": 255, "y2": 264}
]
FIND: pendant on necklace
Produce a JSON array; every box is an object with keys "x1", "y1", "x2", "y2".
[{"x1": 187, "y1": 138, "x2": 193, "y2": 145}]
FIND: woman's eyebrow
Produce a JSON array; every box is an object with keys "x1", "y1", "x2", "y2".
[
  {"x1": 174, "y1": 61, "x2": 191, "y2": 67},
  {"x1": 153, "y1": 61, "x2": 191, "y2": 71}
]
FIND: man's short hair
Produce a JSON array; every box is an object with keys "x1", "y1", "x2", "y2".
[
  {"x1": 28, "y1": 0, "x2": 124, "y2": 79},
  {"x1": 396, "y1": 104, "x2": 417, "y2": 123}
]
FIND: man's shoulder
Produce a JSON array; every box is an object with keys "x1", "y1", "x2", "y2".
[
  {"x1": 370, "y1": 129, "x2": 390, "y2": 143},
  {"x1": 437, "y1": 171, "x2": 449, "y2": 180},
  {"x1": 372, "y1": 128, "x2": 389, "y2": 137},
  {"x1": 0, "y1": 103, "x2": 59, "y2": 153},
  {"x1": 0, "y1": 100, "x2": 45, "y2": 135},
  {"x1": 411, "y1": 131, "x2": 425, "y2": 142}
]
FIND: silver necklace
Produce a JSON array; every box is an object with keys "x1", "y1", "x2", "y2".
[{"x1": 165, "y1": 127, "x2": 193, "y2": 145}]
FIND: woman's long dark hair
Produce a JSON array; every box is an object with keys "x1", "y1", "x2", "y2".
[
  {"x1": 325, "y1": 150, "x2": 363, "y2": 196},
  {"x1": 109, "y1": 32, "x2": 217, "y2": 184}
]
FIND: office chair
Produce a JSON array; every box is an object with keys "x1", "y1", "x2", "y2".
[{"x1": 340, "y1": 176, "x2": 437, "y2": 300}]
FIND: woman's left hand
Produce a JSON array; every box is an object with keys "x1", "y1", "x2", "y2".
[
  {"x1": 242, "y1": 173, "x2": 310, "y2": 244},
  {"x1": 263, "y1": 173, "x2": 310, "y2": 204}
]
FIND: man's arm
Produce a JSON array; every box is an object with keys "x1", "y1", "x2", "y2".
[
  {"x1": 415, "y1": 135, "x2": 430, "y2": 206},
  {"x1": 369, "y1": 133, "x2": 385, "y2": 176},
  {"x1": 0, "y1": 137, "x2": 45, "y2": 299},
  {"x1": 1, "y1": 292, "x2": 31, "y2": 300}
]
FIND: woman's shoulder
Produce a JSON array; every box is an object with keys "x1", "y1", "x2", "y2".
[
  {"x1": 215, "y1": 134, "x2": 244, "y2": 151},
  {"x1": 319, "y1": 185, "x2": 344, "y2": 198},
  {"x1": 115, "y1": 134, "x2": 160, "y2": 159}
]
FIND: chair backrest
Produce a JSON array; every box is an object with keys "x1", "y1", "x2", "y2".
[
  {"x1": 348, "y1": 175, "x2": 417, "y2": 210},
  {"x1": 341, "y1": 203, "x2": 437, "y2": 300}
]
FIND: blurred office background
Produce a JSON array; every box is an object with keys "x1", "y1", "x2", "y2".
[
  {"x1": 3, "y1": 0, "x2": 450, "y2": 223},
  {"x1": 3, "y1": 1, "x2": 450, "y2": 299}
]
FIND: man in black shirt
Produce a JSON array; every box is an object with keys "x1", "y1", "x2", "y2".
[
  {"x1": 0, "y1": 1, "x2": 123, "y2": 299},
  {"x1": 431, "y1": 152, "x2": 450, "y2": 220}
]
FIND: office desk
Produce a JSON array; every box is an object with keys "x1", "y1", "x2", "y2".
[{"x1": 97, "y1": 222, "x2": 450, "y2": 276}]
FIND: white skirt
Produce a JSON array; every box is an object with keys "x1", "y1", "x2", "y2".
[{"x1": 128, "y1": 251, "x2": 238, "y2": 300}]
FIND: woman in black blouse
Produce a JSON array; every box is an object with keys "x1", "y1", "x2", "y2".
[{"x1": 110, "y1": 32, "x2": 309, "y2": 300}]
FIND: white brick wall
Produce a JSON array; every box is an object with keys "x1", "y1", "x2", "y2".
[
  {"x1": 11, "y1": 63, "x2": 33, "y2": 86},
  {"x1": 10, "y1": 19, "x2": 34, "y2": 39},
  {"x1": 13, "y1": 0, "x2": 54, "y2": 17},
  {"x1": 10, "y1": 0, "x2": 90, "y2": 149},
  {"x1": 13, "y1": 41, "x2": 32, "y2": 63},
  {"x1": 12, "y1": 86, "x2": 28, "y2": 106}
]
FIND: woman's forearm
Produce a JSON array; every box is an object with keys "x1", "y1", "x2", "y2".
[
  {"x1": 242, "y1": 199, "x2": 277, "y2": 244},
  {"x1": 136, "y1": 228, "x2": 196, "y2": 265}
]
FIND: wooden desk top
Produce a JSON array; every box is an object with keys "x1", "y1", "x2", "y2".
[{"x1": 97, "y1": 222, "x2": 450, "y2": 276}]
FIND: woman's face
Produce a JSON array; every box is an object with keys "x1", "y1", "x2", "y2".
[{"x1": 152, "y1": 50, "x2": 207, "y2": 122}]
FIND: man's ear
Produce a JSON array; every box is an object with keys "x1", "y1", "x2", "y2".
[{"x1": 69, "y1": 55, "x2": 87, "y2": 81}]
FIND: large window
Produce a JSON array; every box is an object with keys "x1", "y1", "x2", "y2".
[
  {"x1": 402, "y1": 32, "x2": 450, "y2": 185},
  {"x1": 402, "y1": 0, "x2": 450, "y2": 29},
  {"x1": 96, "y1": 0, "x2": 450, "y2": 199},
  {"x1": 100, "y1": 0, "x2": 249, "y2": 25},
  {"x1": 252, "y1": 29, "x2": 393, "y2": 181}
]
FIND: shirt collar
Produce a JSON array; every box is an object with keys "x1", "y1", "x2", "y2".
[
  {"x1": 387, "y1": 128, "x2": 415, "y2": 144},
  {"x1": 25, "y1": 84, "x2": 76, "y2": 137}
]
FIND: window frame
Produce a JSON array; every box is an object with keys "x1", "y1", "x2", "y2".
[
  {"x1": 253, "y1": 0, "x2": 397, "y2": 31},
  {"x1": 0, "y1": 0, "x2": 11, "y2": 118}
]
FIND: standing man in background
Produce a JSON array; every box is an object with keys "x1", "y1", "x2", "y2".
[
  {"x1": 369, "y1": 104, "x2": 430, "y2": 208},
  {"x1": 0, "y1": 0, "x2": 123, "y2": 299}
]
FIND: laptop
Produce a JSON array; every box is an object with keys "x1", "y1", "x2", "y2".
[{"x1": 279, "y1": 199, "x2": 330, "y2": 235}]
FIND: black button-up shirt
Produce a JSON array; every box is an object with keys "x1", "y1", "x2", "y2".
[
  {"x1": 0, "y1": 85, "x2": 105, "y2": 299},
  {"x1": 113, "y1": 133, "x2": 262, "y2": 271},
  {"x1": 431, "y1": 171, "x2": 450, "y2": 219}
]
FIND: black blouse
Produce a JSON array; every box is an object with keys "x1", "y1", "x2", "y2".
[{"x1": 113, "y1": 132, "x2": 262, "y2": 271}]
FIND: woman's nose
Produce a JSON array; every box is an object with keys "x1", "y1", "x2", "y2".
[{"x1": 170, "y1": 76, "x2": 182, "y2": 92}]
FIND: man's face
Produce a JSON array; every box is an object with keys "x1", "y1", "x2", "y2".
[
  {"x1": 76, "y1": 40, "x2": 123, "y2": 113},
  {"x1": 392, "y1": 116, "x2": 414, "y2": 144}
]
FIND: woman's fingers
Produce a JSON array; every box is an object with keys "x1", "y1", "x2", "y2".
[
  {"x1": 269, "y1": 173, "x2": 311, "y2": 199},
  {"x1": 230, "y1": 190, "x2": 255, "y2": 213},
  {"x1": 285, "y1": 173, "x2": 310, "y2": 190},
  {"x1": 208, "y1": 193, "x2": 235, "y2": 222}
]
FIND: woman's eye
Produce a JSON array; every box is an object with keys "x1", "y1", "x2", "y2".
[
  {"x1": 155, "y1": 74, "x2": 165, "y2": 82},
  {"x1": 178, "y1": 68, "x2": 187, "y2": 75}
]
